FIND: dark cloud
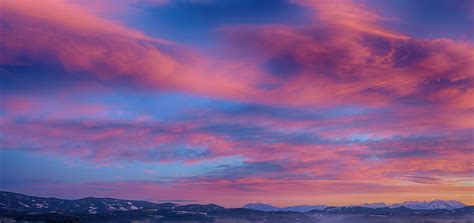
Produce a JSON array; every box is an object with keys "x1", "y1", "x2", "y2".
[
  {"x1": 264, "y1": 52, "x2": 303, "y2": 78},
  {"x1": 361, "y1": 149, "x2": 432, "y2": 160},
  {"x1": 197, "y1": 123, "x2": 338, "y2": 145},
  {"x1": 207, "y1": 161, "x2": 284, "y2": 180}
]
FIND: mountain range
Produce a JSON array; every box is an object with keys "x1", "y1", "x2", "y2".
[
  {"x1": 243, "y1": 199, "x2": 466, "y2": 213},
  {"x1": 1, "y1": 191, "x2": 473, "y2": 223}
]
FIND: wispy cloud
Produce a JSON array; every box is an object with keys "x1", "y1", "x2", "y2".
[{"x1": 1, "y1": 0, "x2": 473, "y2": 206}]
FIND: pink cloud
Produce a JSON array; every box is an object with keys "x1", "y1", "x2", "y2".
[
  {"x1": 1, "y1": 0, "x2": 473, "y2": 205},
  {"x1": 0, "y1": 0, "x2": 260, "y2": 100},
  {"x1": 2, "y1": 97, "x2": 37, "y2": 114}
]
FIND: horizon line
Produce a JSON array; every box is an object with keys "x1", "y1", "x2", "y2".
[{"x1": 2, "y1": 190, "x2": 472, "y2": 208}]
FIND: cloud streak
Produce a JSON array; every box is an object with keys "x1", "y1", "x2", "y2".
[{"x1": 0, "y1": 0, "x2": 473, "y2": 206}]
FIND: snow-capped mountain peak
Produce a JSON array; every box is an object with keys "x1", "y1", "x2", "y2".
[
  {"x1": 243, "y1": 200, "x2": 467, "y2": 212},
  {"x1": 242, "y1": 203, "x2": 280, "y2": 212},
  {"x1": 392, "y1": 200, "x2": 466, "y2": 210},
  {"x1": 361, "y1": 202, "x2": 387, "y2": 208}
]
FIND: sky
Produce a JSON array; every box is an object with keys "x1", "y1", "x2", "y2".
[{"x1": 0, "y1": 0, "x2": 473, "y2": 207}]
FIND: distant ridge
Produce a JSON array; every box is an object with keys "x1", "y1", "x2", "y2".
[
  {"x1": 243, "y1": 199, "x2": 466, "y2": 213},
  {"x1": 243, "y1": 203, "x2": 327, "y2": 212},
  {"x1": 0, "y1": 191, "x2": 466, "y2": 213},
  {"x1": 0, "y1": 191, "x2": 472, "y2": 223}
]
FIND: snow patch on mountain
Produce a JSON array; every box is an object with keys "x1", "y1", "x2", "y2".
[
  {"x1": 89, "y1": 206, "x2": 98, "y2": 214},
  {"x1": 35, "y1": 203, "x2": 48, "y2": 208}
]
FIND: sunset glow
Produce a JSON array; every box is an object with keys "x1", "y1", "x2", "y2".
[{"x1": 1, "y1": 0, "x2": 473, "y2": 207}]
